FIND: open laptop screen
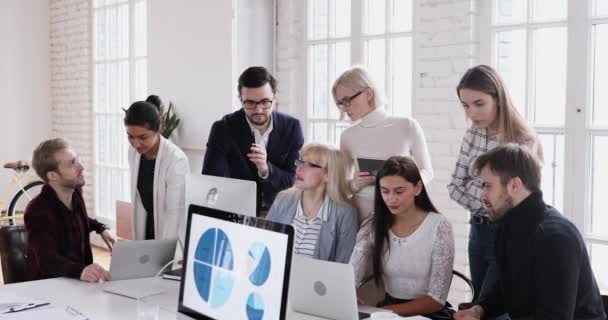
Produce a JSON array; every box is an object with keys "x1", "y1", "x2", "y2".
[{"x1": 178, "y1": 204, "x2": 294, "y2": 320}]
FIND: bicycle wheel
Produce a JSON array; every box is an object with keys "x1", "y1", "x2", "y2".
[{"x1": 6, "y1": 180, "x2": 45, "y2": 225}]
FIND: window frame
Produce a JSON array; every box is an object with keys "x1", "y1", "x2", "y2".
[
  {"x1": 302, "y1": 0, "x2": 415, "y2": 146},
  {"x1": 480, "y1": 0, "x2": 608, "y2": 289},
  {"x1": 93, "y1": 0, "x2": 147, "y2": 222}
]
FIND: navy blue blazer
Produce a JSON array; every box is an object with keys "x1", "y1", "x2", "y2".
[{"x1": 202, "y1": 108, "x2": 304, "y2": 214}]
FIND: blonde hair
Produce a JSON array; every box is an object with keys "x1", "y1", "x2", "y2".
[
  {"x1": 332, "y1": 65, "x2": 385, "y2": 119},
  {"x1": 299, "y1": 144, "x2": 355, "y2": 207},
  {"x1": 32, "y1": 138, "x2": 69, "y2": 182},
  {"x1": 457, "y1": 65, "x2": 544, "y2": 162}
]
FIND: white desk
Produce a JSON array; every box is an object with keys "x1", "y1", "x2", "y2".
[{"x1": 0, "y1": 278, "x2": 422, "y2": 319}]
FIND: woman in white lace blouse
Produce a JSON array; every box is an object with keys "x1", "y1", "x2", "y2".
[{"x1": 351, "y1": 156, "x2": 455, "y2": 319}]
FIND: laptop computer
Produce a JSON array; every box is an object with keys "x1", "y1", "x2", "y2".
[
  {"x1": 109, "y1": 238, "x2": 178, "y2": 281},
  {"x1": 289, "y1": 255, "x2": 388, "y2": 320},
  {"x1": 178, "y1": 204, "x2": 294, "y2": 320},
  {"x1": 186, "y1": 174, "x2": 257, "y2": 217}
]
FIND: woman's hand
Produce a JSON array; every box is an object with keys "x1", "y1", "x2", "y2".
[{"x1": 353, "y1": 172, "x2": 376, "y2": 190}]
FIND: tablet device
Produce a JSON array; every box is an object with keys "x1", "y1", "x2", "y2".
[{"x1": 357, "y1": 158, "x2": 385, "y2": 176}]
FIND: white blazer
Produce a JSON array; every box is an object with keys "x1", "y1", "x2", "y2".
[{"x1": 128, "y1": 136, "x2": 190, "y2": 240}]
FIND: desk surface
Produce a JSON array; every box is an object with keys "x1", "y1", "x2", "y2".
[{"x1": 0, "y1": 277, "x2": 423, "y2": 319}]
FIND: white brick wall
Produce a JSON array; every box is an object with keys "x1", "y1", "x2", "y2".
[
  {"x1": 49, "y1": 0, "x2": 95, "y2": 216},
  {"x1": 276, "y1": 0, "x2": 481, "y2": 302},
  {"x1": 274, "y1": 0, "x2": 307, "y2": 120}
]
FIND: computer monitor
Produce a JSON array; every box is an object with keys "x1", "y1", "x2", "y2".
[
  {"x1": 178, "y1": 204, "x2": 294, "y2": 320},
  {"x1": 186, "y1": 174, "x2": 257, "y2": 217}
]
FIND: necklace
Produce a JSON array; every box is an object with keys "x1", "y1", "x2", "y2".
[{"x1": 391, "y1": 216, "x2": 425, "y2": 246}]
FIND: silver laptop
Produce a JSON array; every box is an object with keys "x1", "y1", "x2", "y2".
[
  {"x1": 109, "y1": 238, "x2": 178, "y2": 281},
  {"x1": 289, "y1": 255, "x2": 387, "y2": 320},
  {"x1": 186, "y1": 174, "x2": 257, "y2": 217}
]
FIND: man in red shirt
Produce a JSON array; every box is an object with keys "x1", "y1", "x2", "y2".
[{"x1": 25, "y1": 138, "x2": 116, "y2": 282}]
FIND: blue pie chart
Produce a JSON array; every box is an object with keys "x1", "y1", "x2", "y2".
[
  {"x1": 246, "y1": 292, "x2": 264, "y2": 320},
  {"x1": 248, "y1": 242, "x2": 271, "y2": 286},
  {"x1": 193, "y1": 228, "x2": 235, "y2": 309}
]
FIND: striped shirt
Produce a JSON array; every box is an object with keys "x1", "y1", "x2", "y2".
[
  {"x1": 447, "y1": 128, "x2": 497, "y2": 217},
  {"x1": 292, "y1": 197, "x2": 329, "y2": 258}
]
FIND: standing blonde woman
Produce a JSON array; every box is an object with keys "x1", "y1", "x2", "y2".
[
  {"x1": 266, "y1": 144, "x2": 359, "y2": 263},
  {"x1": 332, "y1": 66, "x2": 434, "y2": 224},
  {"x1": 448, "y1": 64, "x2": 543, "y2": 302}
]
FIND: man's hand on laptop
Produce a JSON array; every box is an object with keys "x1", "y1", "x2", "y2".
[
  {"x1": 100, "y1": 229, "x2": 116, "y2": 251},
  {"x1": 357, "y1": 297, "x2": 365, "y2": 305},
  {"x1": 80, "y1": 263, "x2": 110, "y2": 283}
]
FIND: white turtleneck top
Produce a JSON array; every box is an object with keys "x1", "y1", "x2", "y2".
[{"x1": 340, "y1": 108, "x2": 434, "y2": 222}]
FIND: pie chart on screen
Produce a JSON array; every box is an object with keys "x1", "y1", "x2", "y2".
[
  {"x1": 193, "y1": 228, "x2": 235, "y2": 309},
  {"x1": 248, "y1": 242, "x2": 271, "y2": 286},
  {"x1": 246, "y1": 292, "x2": 264, "y2": 320}
]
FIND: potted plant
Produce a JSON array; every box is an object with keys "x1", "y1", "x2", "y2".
[{"x1": 161, "y1": 101, "x2": 181, "y2": 139}]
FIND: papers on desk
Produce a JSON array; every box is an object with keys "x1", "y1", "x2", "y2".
[{"x1": 0, "y1": 305, "x2": 88, "y2": 320}]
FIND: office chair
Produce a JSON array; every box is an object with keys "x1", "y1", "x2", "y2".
[
  {"x1": 602, "y1": 294, "x2": 608, "y2": 318},
  {"x1": 0, "y1": 225, "x2": 28, "y2": 284}
]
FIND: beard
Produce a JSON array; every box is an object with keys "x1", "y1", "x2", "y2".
[
  {"x1": 246, "y1": 113, "x2": 270, "y2": 127},
  {"x1": 59, "y1": 173, "x2": 86, "y2": 189},
  {"x1": 486, "y1": 192, "x2": 514, "y2": 222}
]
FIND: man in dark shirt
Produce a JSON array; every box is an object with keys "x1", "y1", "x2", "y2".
[
  {"x1": 202, "y1": 66, "x2": 304, "y2": 216},
  {"x1": 454, "y1": 144, "x2": 606, "y2": 320},
  {"x1": 25, "y1": 138, "x2": 116, "y2": 282}
]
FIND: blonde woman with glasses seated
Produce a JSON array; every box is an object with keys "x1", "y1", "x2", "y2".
[
  {"x1": 332, "y1": 66, "x2": 434, "y2": 225},
  {"x1": 266, "y1": 144, "x2": 359, "y2": 263}
]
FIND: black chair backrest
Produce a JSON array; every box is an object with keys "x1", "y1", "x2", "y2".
[{"x1": 0, "y1": 225, "x2": 28, "y2": 284}]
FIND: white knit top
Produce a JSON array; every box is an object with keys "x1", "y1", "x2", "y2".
[{"x1": 339, "y1": 108, "x2": 434, "y2": 221}]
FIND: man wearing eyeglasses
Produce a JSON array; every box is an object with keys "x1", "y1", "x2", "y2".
[{"x1": 202, "y1": 66, "x2": 304, "y2": 217}]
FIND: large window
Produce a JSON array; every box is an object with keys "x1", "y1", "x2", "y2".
[
  {"x1": 306, "y1": 0, "x2": 413, "y2": 145},
  {"x1": 485, "y1": 0, "x2": 608, "y2": 291},
  {"x1": 93, "y1": 0, "x2": 147, "y2": 220},
  {"x1": 491, "y1": 0, "x2": 568, "y2": 209}
]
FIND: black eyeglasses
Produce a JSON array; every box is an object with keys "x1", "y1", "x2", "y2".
[
  {"x1": 242, "y1": 99, "x2": 274, "y2": 109},
  {"x1": 336, "y1": 90, "x2": 365, "y2": 109},
  {"x1": 295, "y1": 159, "x2": 323, "y2": 169}
]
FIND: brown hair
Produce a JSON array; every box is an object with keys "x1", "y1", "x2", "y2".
[
  {"x1": 371, "y1": 156, "x2": 439, "y2": 285},
  {"x1": 32, "y1": 138, "x2": 69, "y2": 182},
  {"x1": 473, "y1": 143, "x2": 541, "y2": 192},
  {"x1": 457, "y1": 64, "x2": 544, "y2": 162}
]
